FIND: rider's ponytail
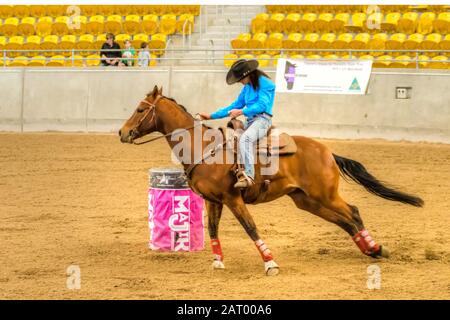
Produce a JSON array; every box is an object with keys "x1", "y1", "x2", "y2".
[{"x1": 249, "y1": 69, "x2": 271, "y2": 91}]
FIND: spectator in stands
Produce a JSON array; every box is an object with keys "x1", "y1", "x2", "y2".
[
  {"x1": 121, "y1": 40, "x2": 136, "y2": 67},
  {"x1": 138, "y1": 42, "x2": 151, "y2": 67},
  {"x1": 100, "y1": 33, "x2": 122, "y2": 66}
]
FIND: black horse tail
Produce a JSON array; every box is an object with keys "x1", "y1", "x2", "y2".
[{"x1": 333, "y1": 154, "x2": 424, "y2": 207}]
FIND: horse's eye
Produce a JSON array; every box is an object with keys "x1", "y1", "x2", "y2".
[{"x1": 137, "y1": 108, "x2": 144, "y2": 113}]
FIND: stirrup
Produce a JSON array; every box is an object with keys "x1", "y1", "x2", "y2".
[{"x1": 234, "y1": 171, "x2": 255, "y2": 188}]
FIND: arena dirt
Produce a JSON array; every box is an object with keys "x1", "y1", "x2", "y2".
[{"x1": 1, "y1": 133, "x2": 449, "y2": 299}]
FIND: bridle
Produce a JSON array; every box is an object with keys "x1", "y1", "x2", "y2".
[{"x1": 131, "y1": 95, "x2": 202, "y2": 145}]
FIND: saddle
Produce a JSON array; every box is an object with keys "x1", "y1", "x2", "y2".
[{"x1": 222, "y1": 118, "x2": 297, "y2": 156}]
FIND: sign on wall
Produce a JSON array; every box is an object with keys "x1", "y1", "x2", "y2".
[{"x1": 275, "y1": 58, "x2": 373, "y2": 95}]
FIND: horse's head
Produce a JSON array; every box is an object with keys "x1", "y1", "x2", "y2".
[{"x1": 119, "y1": 85, "x2": 163, "y2": 143}]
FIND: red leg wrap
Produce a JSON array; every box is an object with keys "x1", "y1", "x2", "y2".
[
  {"x1": 211, "y1": 239, "x2": 223, "y2": 261},
  {"x1": 352, "y1": 229, "x2": 380, "y2": 256},
  {"x1": 255, "y1": 239, "x2": 274, "y2": 262}
]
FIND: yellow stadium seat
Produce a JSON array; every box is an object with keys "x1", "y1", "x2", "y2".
[
  {"x1": 46, "y1": 55, "x2": 66, "y2": 67},
  {"x1": 41, "y1": 35, "x2": 58, "y2": 57},
  {"x1": 417, "y1": 12, "x2": 436, "y2": 34},
  {"x1": 1, "y1": 17, "x2": 19, "y2": 37},
  {"x1": 433, "y1": 12, "x2": 450, "y2": 34},
  {"x1": 0, "y1": 57, "x2": 10, "y2": 67},
  {"x1": 115, "y1": 34, "x2": 131, "y2": 48},
  {"x1": 59, "y1": 35, "x2": 76, "y2": 56},
  {"x1": 123, "y1": 15, "x2": 141, "y2": 35},
  {"x1": 9, "y1": 56, "x2": 28, "y2": 67},
  {"x1": 149, "y1": 33, "x2": 167, "y2": 56},
  {"x1": 289, "y1": 54, "x2": 304, "y2": 59},
  {"x1": 231, "y1": 33, "x2": 251, "y2": 55},
  {"x1": 251, "y1": 13, "x2": 269, "y2": 34},
  {"x1": 23, "y1": 35, "x2": 42, "y2": 57},
  {"x1": 148, "y1": 54, "x2": 158, "y2": 67},
  {"x1": 386, "y1": 33, "x2": 407, "y2": 50},
  {"x1": 94, "y1": 34, "x2": 107, "y2": 50},
  {"x1": 67, "y1": 55, "x2": 84, "y2": 67},
  {"x1": 86, "y1": 15, "x2": 105, "y2": 36},
  {"x1": 80, "y1": 5, "x2": 98, "y2": 17},
  {"x1": 419, "y1": 33, "x2": 442, "y2": 50},
  {"x1": 224, "y1": 53, "x2": 238, "y2": 68},
  {"x1": 314, "y1": 13, "x2": 333, "y2": 33},
  {"x1": 104, "y1": 15, "x2": 122, "y2": 35},
  {"x1": 132, "y1": 33, "x2": 149, "y2": 49},
  {"x1": 36, "y1": 16, "x2": 53, "y2": 37},
  {"x1": 427, "y1": 55, "x2": 448, "y2": 69},
  {"x1": 29, "y1": 5, "x2": 47, "y2": 17},
  {"x1": 5, "y1": 36, "x2": 24, "y2": 58},
  {"x1": 257, "y1": 54, "x2": 271, "y2": 67},
  {"x1": 345, "y1": 13, "x2": 366, "y2": 32},
  {"x1": 240, "y1": 54, "x2": 255, "y2": 61},
  {"x1": 298, "y1": 13, "x2": 317, "y2": 33},
  {"x1": 329, "y1": 13, "x2": 349, "y2": 32},
  {"x1": 390, "y1": 55, "x2": 415, "y2": 68},
  {"x1": 46, "y1": 5, "x2": 67, "y2": 18},
  {"x1": 366, "y1": 12, "x2": 383, "y2": 32},
  {"x1": 0, "y1": 6, "x2": 12, "y2": 19},
  {"x1": 12, "y1": 5, "x2": 30, "y2": 19},
  {"x1": 417, "y1": 55, "x2": 430, "y2": 69},
  {"x1": 142, "y1": 15, "x2": 159, "y2": 35},
  {"x1": 439, "y1": 34, "x2": 450, "y2": 50},
  {"x1": 381, "y1": 12, "x2": 401, "y2": 32},
  {"x1": 398, "y1": 12, "x2": 419, "y2": 34},
  {"x1": 331, "y1": 33, "x2": 353, "y2": 50},
  {"x1": 267, "y1": 13, "x2": 285, "y2": 33},
  {"x1": 282, "y1": 33, "x2": 302, "y2": 50},
  {"x1": 247, "y1": 33, "x2": 267, "y2": 55},
  {"x1": 349, "y1": 33, "x2": 370, "y2": 49},
  {"x1": 69, "y1": 15, "x2": 87, "y2": 36},
  {"x1": 0, "y1": 36, "x2": 6, "y2": 52},
  {"x1": 368, "y1": 33, "x2": 387, "y2": 56},
  {"x1": 403, "y1": 33, "x2": 424, "y2": 50},
  {"x1": 281, "y1": 13, "x2": 300, "y2": 33},
  {"x1": 306, "y1": 54, "x2": 322, "y2": 60},
  {"x1": 359, "y1": 54, "x2": 374, "y2": 60},
  {"x1": 28, "y1": 55, "x2": 46, "y2": 67},
  {"x1": 266, "y1": 33, "x2": 284, "y2": 55},
  {"x1": 97, "y1": 5, "x2": 116, "y2": 16},
  {"x1": 86, "y1": 54, "x2": 101, "y2": 67},
  {"x1": 298, "y1": 33, "x2": 319, "y2": 49},
  {"x1": 18, "y1": 17, "x2": 36, "y2": 36},
  {"x1": 373, "y1": 55, "x2": 392, "y2": 68},
  {"x1": 76, "y1": 34, "x2": 94, "y2": 56},
  {"x1": 323, "y1": 54, "x2": 339, "y2": 60},
  {"x1": 52, "y1": 16, "x2": 69, "y2": 36},
  {"x1": 315, "y1": 33, "x2": 336, "y2": 49},
  {"x1": 177, "y1": 14, "x2": 195, "y2": 35},
  {"x1": 160, "y1": 14, "x2": 177, "y2": 35}
]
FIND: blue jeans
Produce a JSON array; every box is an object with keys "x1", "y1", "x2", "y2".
[{"x1": 239, "y1": 115, "x2": 272, "y2": 180}]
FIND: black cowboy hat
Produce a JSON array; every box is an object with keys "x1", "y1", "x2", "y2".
[{"x1": 226, "y1": 59, "x2": 259, "y2": 85}]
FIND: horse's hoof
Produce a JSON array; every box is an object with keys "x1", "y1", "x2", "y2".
[
  {"x1": 212, "y1": 260, "x2": 225, "y2": 270},
  {"x1": 264, "y1": 260, "x2": 279, "y2": 276},
  {"x1": 379, "y1": 245, "x2": 390, "y2": 259}
]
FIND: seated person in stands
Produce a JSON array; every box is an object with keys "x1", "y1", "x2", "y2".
[
  {"x1": 138, "y1": 42, "x2": 151, "y2": 67},
  {"x1": 121, "y1": 40, "x2": 136, "y2": 67},
  {"x1": 100, "y1": 33, "x2": 123, "y2": 66}
]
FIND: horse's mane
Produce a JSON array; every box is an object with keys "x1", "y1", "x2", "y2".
[{"x1": 146, "y1": 92, "x2": 213, "y2": 129}]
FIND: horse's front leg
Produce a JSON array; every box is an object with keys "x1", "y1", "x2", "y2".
[
  {"x1": 225, "y1": 196, "x2": 279, "y2": 276},
  {"x1": 205, "y1": 200, "x2": 225, "y2": 270}
]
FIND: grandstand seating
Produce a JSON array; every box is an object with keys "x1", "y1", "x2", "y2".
[
  {"x1": 230, "y1": 5, "x2": 449, "y2": 68},
  {"x1": 0, "y1": 4, "x2": 200, "y2": 67}
]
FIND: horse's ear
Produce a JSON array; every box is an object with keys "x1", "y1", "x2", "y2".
[
  {"x1": 158, "y1": 86, "x2": 163, "y2": 95},
  {"x1": 151, "y1": 85, "x2": 158, "y2": 98}
]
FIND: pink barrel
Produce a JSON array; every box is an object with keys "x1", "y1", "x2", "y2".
[{"x1": 148, "y1": 168, "x2": 204, "y2": 252}]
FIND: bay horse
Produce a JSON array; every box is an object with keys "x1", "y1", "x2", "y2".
[{"x1": 119, "y1": 86, "x2": 424, "y2": 276}]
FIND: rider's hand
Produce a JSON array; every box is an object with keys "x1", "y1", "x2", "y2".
[
  {"x1": 229, "y1": 109, "x2": 243, "y2": 119},
  {"x1": 198, "y1": 113, "x2": 211, "y2": 120}
]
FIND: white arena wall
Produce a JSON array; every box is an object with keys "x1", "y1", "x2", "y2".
[{"x1": 0, "y1": 67, "x2": 449, "y2": 143}]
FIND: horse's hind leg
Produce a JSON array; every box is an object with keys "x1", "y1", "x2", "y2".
[{"x1": 288, "y1": 190, "x2": 389, "y2": 258}]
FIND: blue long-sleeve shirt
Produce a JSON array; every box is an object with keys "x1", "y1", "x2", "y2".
[{"x1": 210, "y1": 75, "x2": 276, "y2": 120}]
